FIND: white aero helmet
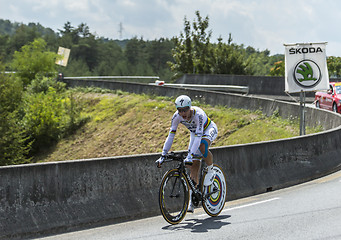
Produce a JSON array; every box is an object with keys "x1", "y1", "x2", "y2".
[{"x1": 175, "y1": 95, "x2": 191, "y2": 108}]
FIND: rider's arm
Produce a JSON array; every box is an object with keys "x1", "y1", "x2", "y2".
[
  {"x1": 187, "y1": 135, "x2": 201, "y2": 159},
  {"x1": 187, "y1": 132, "x2": 195, "y2": 152},
  {"x1": 162, "y1": 113, "x2": 179, "y2": 156},
  {"x1": 187, "y1": 114, "x2": 204, "y2": 158}
]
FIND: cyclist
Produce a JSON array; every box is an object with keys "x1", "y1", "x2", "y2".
[{"x1": 156, "y1": 95, "x2": 218, "y2": 213}]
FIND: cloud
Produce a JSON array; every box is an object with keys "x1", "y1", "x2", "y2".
[{"x1": 0, "y1": 0, "x2": 341, "y2": 56}]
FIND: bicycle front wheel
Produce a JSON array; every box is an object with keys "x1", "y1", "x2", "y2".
[
  {"x1": 201, "y1": 164, "x2": 227, "y2": 217},
  {"x1": 159, "y1": 168, "x2": 190, "y2": 225}
]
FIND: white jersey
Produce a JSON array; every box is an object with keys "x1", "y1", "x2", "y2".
[{"x1": 162, "y1": 106, "x2": 218, "y2": 159}]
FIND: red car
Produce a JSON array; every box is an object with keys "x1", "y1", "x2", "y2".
[{"x1": 315, "y1": 82, "x2": 341, "y2": 113}]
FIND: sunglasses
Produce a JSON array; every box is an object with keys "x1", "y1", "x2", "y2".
[{"x1": 177, "y1": 106, "x2": 190, "y2": 113}]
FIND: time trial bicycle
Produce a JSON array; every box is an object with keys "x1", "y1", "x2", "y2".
[{"x1": 158, "y1": 152, "x2": 227, "y2": 225}]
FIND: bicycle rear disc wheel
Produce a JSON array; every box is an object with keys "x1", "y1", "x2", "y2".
[
  {"x1": 201, "y1": 164, "x2": 227, "y2": 217},
  {"x1": 159, "y1": 169, "x2": 189, "y2": 224}
]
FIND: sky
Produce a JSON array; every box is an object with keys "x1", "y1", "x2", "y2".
[{"x1": 1, "y1": 0, "x2": 341, "y2": 56}]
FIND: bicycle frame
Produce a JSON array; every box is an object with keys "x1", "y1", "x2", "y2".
[{"x1": 162, "y1": 152, "x2": 218, "y2": 204}]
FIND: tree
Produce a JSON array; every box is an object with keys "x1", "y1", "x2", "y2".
[
  {"x1": 0, "y1": 34, "x2": 10, "y2": 62},
  {"x1": 168, "y1": 15, "x2": 195, "y2": 74},
  {"x1": 63, "y1": 58, "x2": 92, "y2": 76},
  {"x1": 169, "y1": 10, "x2": 248, "y2": 77},
  {"x1": 8, "y1": 24, "x2": 40, "y2": 55},
  {"x1": 60, "y1": 23, "x2": 99, "y2": 71},
  {"x1": 147, "y1": 38, "x2": 174, "y2": 73},
  {"x1": 147, "y1": 38, "x2": 174, "y2": 80},
  {"x1": 77, "y1": 23, "x2": 90, "y2": 38},
  {"x1": 58, "y1": 21, "x2": 79, "y2": 47},
  {"x1": 124, "y1": 37, "x2": 138, "y2": 66},
  {"x1": 212, "y1": 39, "x2": 247, "y2": 74},
  {"x1": 191, "y1": 11, "x2": 212, "y2": 73},
  {"x1": 72, "y1": 35, "x2": 99, "y2": 71},
  {"x1": 11, "y1": 38, "x2": 59, "y2": 86},
  {"x1": 0, "y1": 71, "x2": 30, "y2": 165},
  {"x1": 327, "y1": 56, "x2": 341, "y2": 78},
  {"x1": 94, "y1": 40, "x2": 124, "y2": 75}
]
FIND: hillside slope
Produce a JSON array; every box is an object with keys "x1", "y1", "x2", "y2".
[{"x1": 35, "y1": 91, "x2": 321, "y2": 162}]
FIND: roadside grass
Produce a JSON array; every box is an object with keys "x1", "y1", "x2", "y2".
[{"x1": 34, "y1": 88, "x2": 323, "y2": 162}]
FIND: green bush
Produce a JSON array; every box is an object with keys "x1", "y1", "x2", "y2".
[
  {"x1": 11, "y1": 38, "x2": 59, "y2": 86},
  {"x1": 0, "y1": 73, "x2": 30, "y2": 165},
  {"x1": 21, "y1": 84, "x2": 87, "y2": 154},
  {"x1": 27, "y1": 75, "x2": 66, "y2": 94},
  {"x1": 0, "y1": 111, "x2": 31, "y2": 165},
  {"x1": 0, "y1": 35, "x2": 90, "y2": 165}
]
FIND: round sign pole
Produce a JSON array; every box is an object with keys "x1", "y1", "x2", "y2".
[{"x1": 299, "y1": 90, "x2": 306, "y2": 135}]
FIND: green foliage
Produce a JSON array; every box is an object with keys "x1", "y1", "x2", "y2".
[
  {"x1": 3, "y1": 18, "x2": 341, "y2": 80},
  {"x1": 21, "y1": 83, "x2": 87, "y2": 154},
  {"x1": 212, "y1": 39, "x2": 248, "y2": 74},
  {"x1": 0, "y1": 63, "x2": 88, "y2": 164},
  {"x1": 327, "y1": 56, "x2": 341, "y2": 77},
  {"x1": 120, "y1": 36, "x2": 174, "y2": 77},
  {"x1": 70, "y1": 86, "x2": 117, "y2": 94},
  {"x1": 62, "y1": 59, "x2": 92, "y2": 76},
  {"x1": 12, "y1": 38, "x2": 59, "y2": 85},
  {"x1": 1, "y1": 18, "x2": 306, "y2": 81},
  {"x1": 94, "y1": 40, "x2": 124, "y2": 75},
  {"x1": 72, "y1": 35, "x2": 99, "y2": 71},
  {"x1": 22, "y1": 88, "x2": 67, "y2": 148},
  {"x1": 268, "y1": 55, "x2": 341, "y2": 78},
  {"x1": 169, "y1": 11, "x2": 251, "y2": 76},
  {"x1": 57, "y1": 23, "x2": 175, "y2": 79},
  {"x1": 0, "y1": 72, "x2": 30, "y2": 165},
  {"x1": 0, "y1": 19, "x2": 19, "y2": 35},
  {"x1": 0, "y1": 111, "x2": 31, "y2": 165},
  {"x1": 270, "y1": 60, "x2": 285, "y2": 76},
  {"x1": 27, "y1": 75, "x2": 66, "y2": 94}
]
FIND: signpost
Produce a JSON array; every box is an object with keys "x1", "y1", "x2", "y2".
[
  {"x1": 284, "y1": 42, "x2": 329, "y2": 135},
  {"x1": 56, "y1": 47, "x2": 71, "y2": 67}
]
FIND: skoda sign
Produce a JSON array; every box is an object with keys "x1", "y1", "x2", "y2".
[
  {"x1": 284, "y1": 42, "x2": 329, "y2": 93},
  {"x1": 293, "y1": 59, "x2": 321, "y2": 88}
]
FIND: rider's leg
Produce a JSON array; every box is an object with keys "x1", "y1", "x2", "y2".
[
  {"x1": 188, "y1": 188, "x2": 194, "y2": 213},
  {"x1": 189, "y1": 139, "x2": 213, "y2": 182},
  {"x1": 200, "y1": 138, "x2": 216, "y2": 186},
  {"x1": 200, "y1": 138, "x2": 213, "y2": 165},
  {"x1": 188, "y1": 159, "x2": 200, "y2": 213},
  {"x1": 189, "y1": 160, "x2": 200, "y2": 186}
]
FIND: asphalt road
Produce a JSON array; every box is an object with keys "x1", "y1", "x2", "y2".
[{"x1": 38, "y1": 170, "x2": 341, "y2": 240}]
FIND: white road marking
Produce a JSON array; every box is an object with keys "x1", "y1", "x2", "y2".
[
  {"x1": 197, "y1": 197, "x2": 280, "y2": 217},
  {"x1": 223, "y1": 197, "x2": 280, "y2": 212},
  {"x1": 222, "y1": 198, "x2": 280, "y2": 212}
]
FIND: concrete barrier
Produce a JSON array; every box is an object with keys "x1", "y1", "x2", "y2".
[
  {"x1": 176, "y1": 74, "x2": 341, "y2": 97},
  {"x1": 1, "y1": 78, "x2": 341, "y2": 239},
  {"x1": 0, "y1": 154, "x2": 165, "y2": 239},
  {"x1": 176, "y1": 74, "x2": 286, "y2": 95}
]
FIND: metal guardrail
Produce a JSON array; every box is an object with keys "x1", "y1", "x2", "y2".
[
  {"x1": 148, "y1": 81, "x2": 249, "y2": 94},
  {"x1": 63, "y1": 76, "x2": 160, "y2": 80},
  {"x1": 61, "y1": 76, "x2": 249, "y2": 94}
]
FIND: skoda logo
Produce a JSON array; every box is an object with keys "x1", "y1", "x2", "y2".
[{"x1": 293, "y1": 59, "x2": 321, "y2": 88}]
